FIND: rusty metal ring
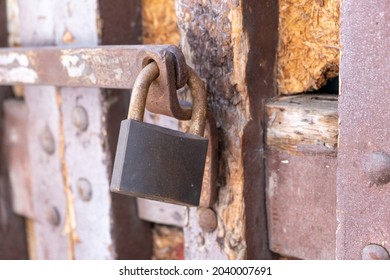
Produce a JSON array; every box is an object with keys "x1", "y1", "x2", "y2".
[{"x1": 128, "y1": 62, "x2": 207, "y2": 137}]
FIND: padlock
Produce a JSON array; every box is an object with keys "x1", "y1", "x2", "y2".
[{"x1": 110, "y1": 61, "x2": 208, "y2": 206}]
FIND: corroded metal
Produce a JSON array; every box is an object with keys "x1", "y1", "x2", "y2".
[
  {"x1": 362, "y1": 244, "x2": 390, "y2": 260},
  {"x1": 197, "y1": 207, "x2": 218, "y2": 233},
  {"x1": 76, "y1": 178, "x2": 93, "y2": 202},
  {"x1": 128, "y1": 63, "x2": 206, "y2": 136},
  {"x1": 363, "y1": 152, "x2": 390, "y2": 186},
  {"x1": 337, "y1": 0, "x2": 390, "y2": 259},
  {"x1": 72, "y1": 106, "x2": 89, "y2": 132},
  {"x1": 0, "y1": 45, "x2": 190, "y2": 119}
]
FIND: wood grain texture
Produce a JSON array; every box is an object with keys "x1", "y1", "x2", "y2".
[
  {"x1": 266, "y1": 95, "x2": 338, "y2": 156},
  {"x1": 266, "y1": 95, "x2": 338, "y2": 259},
  {"x1": 177, "y1": 0, "x2": 278, "y2": 259}
]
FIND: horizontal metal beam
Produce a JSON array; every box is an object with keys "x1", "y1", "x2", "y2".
[{"x1": 0, "y1": 45, "x2": 190, "y2": 119}]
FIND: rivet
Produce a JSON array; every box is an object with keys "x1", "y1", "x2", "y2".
[
  {"x1": 197, "y1": 207, "x2": 217, "y2": 233},
  {"x1": 362, "y1": 244, "x2": 390, "y2": 260},
  {"x1": 39, "y1": 125, "x2": 55, "y2": 155},
  {"x1": 72, "y1": 106, "x2": 89, "y2": 132},
  {"x1": 77, "y1": 178, "x2": 93, "y2": 202},
  {"x1": 46, "y1": 206, "x2": 61, "y2": 226},
  {"x1": 363, "y1": 151, "x2": 390, "y2": 185}
]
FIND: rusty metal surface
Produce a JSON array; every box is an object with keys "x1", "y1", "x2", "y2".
[
  {"x1": 0, "y1": 45, "x2": 190, "y2": 119},
  {"x1": 337, "y1": 0, "x2": 390, "y2": 259},
  {"x1": 266, "y1": 149, "x2": 337, "y2": 259},
  {"x1": 3, "y1": 100, "x2": 34, "y2": 219}
]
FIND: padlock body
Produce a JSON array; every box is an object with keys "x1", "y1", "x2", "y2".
[{"x1": 111, "y1": 119, "x2": 208, "y2": 206}]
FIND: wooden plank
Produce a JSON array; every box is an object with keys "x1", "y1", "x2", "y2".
[
  {"x1": 17, "y1": 0, "x2": 71, "y2": 259},
  {"x1": 10, "y1": 0, "x2": 152, "y2": 259},
  {"x1": 176, "y1": 0, "x2": 278, "y2": 259},
  {"x1": 56, "y1": 0, "x2": 152, "y2": 259},
  {"x1": 266, "y1": 95, "x2": 338, "y2": 156},
  {"x1": 266, "y1": 94, "x2": 338, "y2": 259},
  {"x1": 3, "y1": 100, "x2": 34, "y2": 219}
]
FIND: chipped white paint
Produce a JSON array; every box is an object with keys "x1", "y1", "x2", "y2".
[
  {"x1": 281, "y1": 160, "x2": 289, "y2": 164},
  {"x1": 0, "y1": 67, "x2": 38, "y2": 83},
  {"x1": 61, "y1": 54, "x2": 86, "y2": 77},
  {"x1": 0, "y1": 52, "x2": 29, "y2": 66}
]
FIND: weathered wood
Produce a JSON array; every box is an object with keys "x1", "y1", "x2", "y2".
[
  {"x1": 18, "y1": 0, "x2": 73, "y2": 259},
  {"x1": 266, "y1": 95, "x2": 338, "y2": 156},
  {"x1": 278, "y1": 0, "x2": 340, "y2": 94},
  {"x1": 177, "y1": 0, "x2": 278, "y2": 259},
  {"x1": 0, "y1": 0, "x2": 27, "y2": 260},
  {"x1": 55, "y1": 0, "x2": 152, "y2": 259},
  {"x1": 3, "y1": 100, "x2": 34, "y2": 219},
  {"x1": 13, "y1": 0, "x2": 152, "y2": 259},
  {"x1": 266, "y1": 94, "x2": 338, "y2": 259}
]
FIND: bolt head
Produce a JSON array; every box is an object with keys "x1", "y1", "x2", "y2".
[
  {"x1": 77, "y1": 178, "x2": 93, "y2": 202},
  {"x1": 197, "y1": 207, "x2": 217, "y2": 233},
  {"x1": 362, "y1": 244, "x2": 390, "y2": 260},
  {"x1": 39, "y1": 125, "x2": 55, "y2": 155},
  {"x1": 46, "y1": 206, "x2": 61, "y2": 226},
  {"x1": 72, "y1": 106, "x2": 89, "y2": 132},
  {"x1": 363, "y1": 151, "x2": 390, "y2": 185}
]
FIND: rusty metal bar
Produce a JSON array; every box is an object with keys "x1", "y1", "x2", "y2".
[
  {"x1": 337, "y1": 0, "x2": 390, "y2": 259},
  {"x1": 0, "y1": 45, "x2": 190, "y2": 119}
]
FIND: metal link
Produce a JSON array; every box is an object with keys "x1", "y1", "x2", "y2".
[{"x1": 128, "y1": 62, "x2": 207, "y2": 137}]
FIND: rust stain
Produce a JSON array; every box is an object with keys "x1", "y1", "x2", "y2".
[
  {"x1": 62, "y1": 30, "x2": 75, "y2": 44},
  {"x1": 56, "y1": 89, "x2": 78, "y2": 260}
]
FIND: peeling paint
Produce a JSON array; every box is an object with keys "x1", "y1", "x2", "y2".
[
  {"x1": 61, "y1": 54, "x2": 86, "y2": 77},
  {"x1": 0, "y1": 67, "x2": 38, "y2": 83},
  {"x1": 0, "y1": 52, "x2": 29, "y2": 66}
]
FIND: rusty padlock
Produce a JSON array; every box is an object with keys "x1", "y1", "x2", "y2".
[{"x1": 110, "y1": 61, "x2": 208, "y2": 206}]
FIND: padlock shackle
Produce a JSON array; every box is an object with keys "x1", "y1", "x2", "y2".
[
  {"x1": 128, "y1": 62, "x2": 160, "y2": 121},
  {"x1": 128, "y1": 61, "x2": 207, "y2": 136}
]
